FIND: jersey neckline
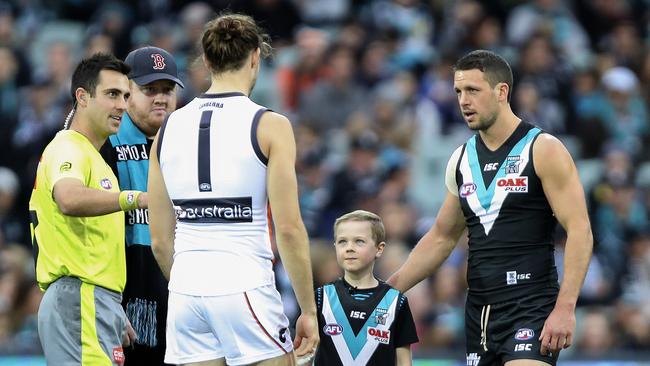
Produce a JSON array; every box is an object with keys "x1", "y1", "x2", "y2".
[{"x1": 199, "y1": 92, "x2": 246, "y2": 98}]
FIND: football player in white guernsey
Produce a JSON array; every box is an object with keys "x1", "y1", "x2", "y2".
[
  {"x1": 148, "y1": 13, "x2": 319, "y2": 366},
  {"x1": 388, "y1": 50, "x2": 593, "y2": 366}
]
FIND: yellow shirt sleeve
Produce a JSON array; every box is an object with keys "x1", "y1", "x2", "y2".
[{"x1": 43, "y1": 136, "x2": 91, "y2": 191}]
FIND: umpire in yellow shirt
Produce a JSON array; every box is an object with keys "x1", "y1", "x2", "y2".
[{"x1": 29, "y1": 53, "x2": 143, "y2": 365}]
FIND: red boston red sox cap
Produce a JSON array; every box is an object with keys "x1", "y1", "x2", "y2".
[{"x1": 124, "y1": 46, "x2": 185, "y2": 88}]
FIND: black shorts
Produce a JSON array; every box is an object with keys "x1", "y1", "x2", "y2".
[{"x1": 465, "y1": 289, "x2": 560, "y2": 366}]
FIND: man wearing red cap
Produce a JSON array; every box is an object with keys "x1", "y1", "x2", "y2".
[{"x1": 100, "y1": 46, "x2": 184, "y2": 366}]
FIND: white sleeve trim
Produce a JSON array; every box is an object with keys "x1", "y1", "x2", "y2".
[{"x1": 445, "y1": 146, "x2": 463, "y2": 196}]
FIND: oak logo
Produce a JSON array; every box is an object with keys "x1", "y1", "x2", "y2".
[
  {"x1": 496, "y1": 177, "x2": 528, "y2": 192},
  {"x1": 368, "y1": 327, "x2": 390, "y2": 344}
]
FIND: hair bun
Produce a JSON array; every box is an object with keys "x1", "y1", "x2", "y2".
[{"x1": 215, "y1": 18, "x2": 243, "y2": 42}]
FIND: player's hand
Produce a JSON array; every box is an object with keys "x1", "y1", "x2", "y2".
[
  {"x1": 539, "y1": 304, "x2": 575, "y2": 356},
  {"x1": 137, "y1": 192, "x2": 148, "y2": 209},
  {"x1": 123, "y1": 318, "x2": 137, "y2": 347},
  {"x1": 293, "y1": 313, "x2": 319, "y2": 359}
]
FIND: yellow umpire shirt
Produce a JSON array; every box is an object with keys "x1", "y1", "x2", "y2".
[{"x1": 29, "y1": 130, "x2": 126, "y2": 293}]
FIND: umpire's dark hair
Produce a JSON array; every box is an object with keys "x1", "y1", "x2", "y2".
[
  {"x1": 70, "y1": 53, "x2": 130, "y2": 101},
  {"x1": 454, "y1": 50, "x2": 513, "y2": 101},
  {"x1": 201, "y1": 13, "x2": 271, "y2": 74}
]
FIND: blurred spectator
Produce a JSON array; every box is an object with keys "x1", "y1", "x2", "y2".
[
  {"x1": 573, "y1": 66, "x2": 608, "y2": 157},
  {"x1": 322, "y1": 131, "x2": 384, "y2": 237},
  {"x1": 0, "y1": 167, "x2": 22, "y2": 247},
  {"x1": 82, "y1": 31, "x2": 113, "y2": 57},
  {"x1": 310, "y1": 240, "x2": 341, "y2": 287},
  {"x1": 422, "y1": 266, "x2": 465, "y2": 349},
  {"x1": 0, "y1": 244, "x2": 41, "y2": 354},
  {"x1": 575, "y1": 308, "x2": 616, "y2": 355},
  {"x1": 0, "y1": 47, "x2": 20, "y2": 167},
  {"x1": 505, "y1": 0, "x2": 590, "y2": 65},
  {"x1": 598, "y1": 21, "x2": 644, "y2": 71},
  {"x1": 360, "y1": 0, "x2": 434, "y2": 69},
  {"x1": 593, "y1": 175, "x2": 648, "y2": 296},
  {"x1": 513, "y1": 34, "x2": 574, "y2": 133},
  {"x1": 276, "y1": 26, "x2": 329, "y2": 112},
  {"x1": 298, "y1": 44, "x2": 365, "y2": 133},
  {"x1": 436, "y1": 0, "x2": 484, "y2": 56},
  {"x1": 579, "y1": 66, "x2": 648, "y2": 158},
  {"x1": 514, "y1": 80, "x2": 565, "y2": 134}
]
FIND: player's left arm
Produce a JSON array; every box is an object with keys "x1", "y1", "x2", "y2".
[
  {"x1": 533, "y1": 133, "x2": 593, "y2": 355},
  {"x1": 148, "y1": 134, "x2": 176, "y2": 280},
  {"x1": 396, "y1": 346, "x2": 412, "y2": 366}
]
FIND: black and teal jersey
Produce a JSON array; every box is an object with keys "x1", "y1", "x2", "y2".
[
  {"x1": 314, "y1": 278, "x2": 418, "y2": 366},
  {"x1": 455, "y1": 122, "x2": 559, "y2": 305}
]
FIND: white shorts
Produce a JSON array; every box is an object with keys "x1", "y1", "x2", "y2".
[{"x1": 164, "y1": 284, "x2": 293, "y2": 365}]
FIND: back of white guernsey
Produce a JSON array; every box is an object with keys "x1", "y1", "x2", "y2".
[{"x1": 158, "y1": 92, "x2": 273, "y2": 296}]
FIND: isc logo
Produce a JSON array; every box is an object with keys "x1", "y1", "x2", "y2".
[
  {"x1": 323, "y1": 324, "x2": 343, "y2": 336},
  {"x1": 514, "y1": 344, "x2": 532, "y2": 352},
  {"x1": 350, "y1": 311, "x2": 366, "y2": 319},
  {"x1": 484, "y1": 162, "x2": 499, "y2": 171}
]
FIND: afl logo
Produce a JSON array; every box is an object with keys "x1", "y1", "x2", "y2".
[
  {"x1": 323, "y1": 323, "x2": 343, "y2": 336},
  {"x1": 151, "y1": 54, "x2": 166, "y2": 70},
  {"x1": 460, "y1": 183, "x2": 477, "y2": 197},
  {"x1": 100, "y1": 178, "x2": 112, "y2": 190},
  {"x1": 514, "y1": 328, "x2": 534, "y2": 341}
]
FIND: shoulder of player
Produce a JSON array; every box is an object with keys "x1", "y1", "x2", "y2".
[
  {"x1": 44, "y1": 132, "x2": 87, "y2": 157},
  {"x1": 259, "y1": 110, "x2": 291, "y2": 127},
  {"x1": 532, "y1": 133, "x2": 569, "y2": 161},
  {"x1": 532, "y1": 133, "x2": 573, "y2": 176},
  {"x1": 258, "y1": 111, "x2": 293, "y2": 139}
]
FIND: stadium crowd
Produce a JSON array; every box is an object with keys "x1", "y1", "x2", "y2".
[{"x1": 0, "y1": 0, "x2": 648, "y2": 360}]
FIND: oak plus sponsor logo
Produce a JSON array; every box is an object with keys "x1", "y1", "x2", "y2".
[
  {"x1": 323, "y1": 323, "x2": 343, "y2": 336},
  {"x1": 367, "y1": 327, "x2": 390, "y2": 345},
  {"x1": 496, "y1": 176, "x2": 528, "y2": 193},
  {"x1": 173, "y1": 197, "x2": 253, "y2": 223},
  {"x1": 460, "y1": 182, "x2": 477, "y2": 197}
]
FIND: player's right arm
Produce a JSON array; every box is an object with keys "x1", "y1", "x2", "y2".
[
  {"x1": 48, "y1": 143, "x2": 145, "y2": 216},
  {"x1": 148, "y1": 134, "x2": 176, "y2": 280},
  {"x1": 258, "y1": 111, "x2": 319, "y2": 358},
  {"x1": 388, "y1": 192, "x2": 465, "y2": 292},
  {"x1": 388, "y1": 147, "x2": 466, "y2": 292}
]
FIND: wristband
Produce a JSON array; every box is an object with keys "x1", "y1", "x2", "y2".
[{"x1": 119, "y1": 190, "x2": 141, "y2": 211}]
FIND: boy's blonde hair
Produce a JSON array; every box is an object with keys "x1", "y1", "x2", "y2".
[{"x1": 334, "y1": 210, "x2": 386, "y2": 246}]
